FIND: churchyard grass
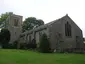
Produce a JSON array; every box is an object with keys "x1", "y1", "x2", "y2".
[{"x1": 0, "y1": 49, "x2": 85, "y2": 64}]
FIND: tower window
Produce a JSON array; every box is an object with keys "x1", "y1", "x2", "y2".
[
  {"x1": 14, "y1": 19, "x2": 18, "y2": 26},
  {"x1": 65, "y1": 22, "x2": 72, "y2": 37}
]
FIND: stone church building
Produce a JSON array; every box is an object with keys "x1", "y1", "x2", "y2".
[{"x1": 4, "y1": 13, "x2": 84, "y2": 52}]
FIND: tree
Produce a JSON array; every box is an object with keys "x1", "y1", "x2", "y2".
[
  {"x1": 39, "y1": 33, "x2": 50, "y2": 53},
  {"x1": 22, "y1": 17, "x2": 44, "y2": 32},
  {"x1": 0, "y1": 28, "x2": 10, "y2": 48},
  {"x1": 0, "y1": 12, "x2": 13, "y2": 28}
]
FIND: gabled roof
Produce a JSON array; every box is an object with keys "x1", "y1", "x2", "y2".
[
  {"x1": 21, "y1": 15, "x2": 67, "y2": 35},
  {"x1": 66, "y1": 15, "x2": 82, "y2": 31}
]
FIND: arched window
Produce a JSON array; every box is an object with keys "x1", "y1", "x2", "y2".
[{"x1": 65, "y1": 22, "x2": 72, "y2": 37}]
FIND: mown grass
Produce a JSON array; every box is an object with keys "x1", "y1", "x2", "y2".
[{"x1": 0, "y1": 49, "x2": 85, "y2": 64}]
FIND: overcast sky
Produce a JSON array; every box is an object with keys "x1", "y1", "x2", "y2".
[{"x1": 0, "y1": 0, "x2": 85, "y2": 37}]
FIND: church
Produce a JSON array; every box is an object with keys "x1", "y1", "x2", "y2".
[{"x1": 4, "y1": 13, "x2": 84, "y2": 52}]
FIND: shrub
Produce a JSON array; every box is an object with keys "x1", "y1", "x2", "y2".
[
  {"x1": 19, "y1": 43, "x2": 27, "y2": 49},
  {"x1": 0, "y1": 28, "x2": 10, "y2": 48},
  {"x1": 8, "y1": 43, "x2": 14, "y2": 49},
  {"x1": 13, "y1": 40, "x2": 18, "y2": 49},
  {"x1": 27, "y1": 39, "x2": 36, "y2": 49},
  {"x1": 39, "y1": 33, "x2": 50, "y2": 53}
]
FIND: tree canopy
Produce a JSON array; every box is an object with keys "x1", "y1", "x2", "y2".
[
  {"x1": 22, "y1": 17, "x2": 44, "y2": 32},
  {"x1": 0, "y1": 12, "x2": 12, "y2": 28}
]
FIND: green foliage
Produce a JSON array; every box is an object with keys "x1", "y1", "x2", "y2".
[
  {"x1": 39, "y1": 33, "x2": 50, "y2": 53},
  {"x1": 0, "y1": 12, "x2": 9, "y2": 22},
  {"x1": 0, "y1": 12, "x2": 12, "y2": 28},
  {"x1": 22, "y1": 17, "x2": 44, "y2": 32},
  {"x1": 13, "y1": 40, "x2": 18, "y2": 49},
  {"x1": 13, "y1": 41, "x2": 26, "y2": 49},
  {"x1": 27, "y1": 39, "x2": 36, "y2": 49},
  {"x1": 19, "y1": 43, "x2": 26, "y2": 49},
  {"x1": 7, "y1": 44, "x2": 14, "y2": 49},
  {"x1": 0, "y1": 28, "x2": 10, "y2": 48}
]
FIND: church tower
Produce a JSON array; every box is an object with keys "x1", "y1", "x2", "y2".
[{"x1": 6, "y1": 13, "x2": 23, "y2": 43}]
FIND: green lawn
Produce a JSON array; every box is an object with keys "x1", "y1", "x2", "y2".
[{"x1": 0, "y1": 49, "x2": 85, "y2": 64}]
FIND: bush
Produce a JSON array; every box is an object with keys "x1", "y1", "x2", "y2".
[
  {"x1": 39, "y1": 33, "x2": 50, "y2": 53},
  {"x1": 27, "y1": 39, "x2": 36, "y2": 49},
  {"x1": 0, "y1": 28, "x2": 10, "y2": 48},
  {"x1": 19, "y1": 43, "x2": 27, "y2": 49},
  {"x1": 13, "y1": 40, "x2": 18, "y2": 49},
  {"x1": 8, "y1": 43, "x2": 14, "y2": 49}
]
